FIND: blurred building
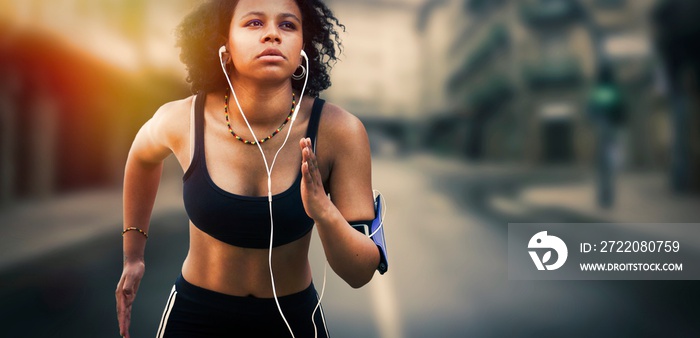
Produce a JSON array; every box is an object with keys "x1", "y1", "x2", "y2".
[
  {"x1": 324, "y1": 0, "x2": 425, "y2": 153},
  {"x1": 651, "y1": 0, "x2": 700, "y2": 192},
  {"x1": 419, "y1": 0, "x2": 666, "y2": 168},
  {"x1": 0, "y1": 0, "x2": 193, "y2": 207}
]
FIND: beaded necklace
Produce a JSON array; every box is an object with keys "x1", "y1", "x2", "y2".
[{"x1": 224, "y1": 88, "x2": 296, "y2": 145}]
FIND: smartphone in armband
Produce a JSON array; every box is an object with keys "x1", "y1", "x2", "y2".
[{"x1": 350, "y1": 194, "x2": 388, "y2": 274}]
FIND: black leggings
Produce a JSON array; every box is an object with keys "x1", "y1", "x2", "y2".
[{"x1": 156, "y1": 275, "x2": 330, "y2": 338}]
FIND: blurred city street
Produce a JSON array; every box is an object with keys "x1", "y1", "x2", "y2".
[
  {"x1": 1, "y1": 153, "x2": 699, "y2": 337},
  {"x1": 1, "y1": 0, "x2": 700, "y2": 337}
]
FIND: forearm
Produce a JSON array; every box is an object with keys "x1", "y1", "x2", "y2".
[
  {"x1": 315, "y1": 205, "x2": 380, "y2": 288},
  {"x1": 122, "y1": 155, "x2": 164, "y2": 264}
]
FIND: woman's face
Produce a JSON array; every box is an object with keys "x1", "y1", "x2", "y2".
[{"x1": 226, "y1": 0, "x2": 304, "y2": 84}]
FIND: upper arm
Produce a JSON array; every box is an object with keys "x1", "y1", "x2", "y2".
[{"x1": 320, "y1": 104, "x2": 375, "y2": 222}]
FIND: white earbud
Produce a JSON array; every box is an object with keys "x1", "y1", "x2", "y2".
[
  {"x1": 218, "y1": 45, "x2": 229, "y2": 66},
  {"x1": 290, "y1": 49, "x2": 309, "y2": 124}
]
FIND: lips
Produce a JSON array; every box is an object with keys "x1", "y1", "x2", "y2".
[{"x1": 257, "y1": 48, "x2": 285, "y2": 59}]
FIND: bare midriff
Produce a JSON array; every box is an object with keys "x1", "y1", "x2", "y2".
[{"x1": 181, "y1": 223, "x2": 313, "y2": 298}]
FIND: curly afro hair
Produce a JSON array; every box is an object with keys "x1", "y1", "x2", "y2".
[{"x1": 175, "y1": 0, "x2": 345, "y2": 97}]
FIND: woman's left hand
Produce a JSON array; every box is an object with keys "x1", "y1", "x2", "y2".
[{"x1": 300, "y1": 138, "x2": 330, "y2": 221}]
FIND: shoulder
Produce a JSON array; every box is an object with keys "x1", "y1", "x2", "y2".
[
  {"x1": 315, "y1": 100, "x2": 370, "y2": 164},
  {"x1": 151, "y1": 95, "x2": 193, "y2": 129},
  {"x1": 317, "y1": 100, "x2": 367, "y2": 140},
  {"x1": 148, "y1": 95, "x2": 194, "y2": 143},
  {"x1": 133, "y1": 95, "x2": 194, "y2": 160}
]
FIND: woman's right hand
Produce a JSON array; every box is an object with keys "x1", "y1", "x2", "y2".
[{"x1": 116, "y1": 260, "x2": 145, "y2": 338}]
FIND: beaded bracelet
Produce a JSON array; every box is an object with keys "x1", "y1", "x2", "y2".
[{"x1": 121, "y1": 227, "x2": 148, "y2": 239}]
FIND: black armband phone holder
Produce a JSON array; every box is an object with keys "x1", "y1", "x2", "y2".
[{"x1": 350, "y1": 194, "x2": 388, "y2": 274}]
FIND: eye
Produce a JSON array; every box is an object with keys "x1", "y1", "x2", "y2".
[
  {"x1": 245, "y1": 19, "x2": 263, "y2": 27},
  {"x1": 279, "y1": 21, "x2": 297, "y2": 30}
]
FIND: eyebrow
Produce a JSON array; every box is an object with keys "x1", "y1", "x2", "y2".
[{"x1": 240, "y1": 11, "x2": 301, "y2": 23}]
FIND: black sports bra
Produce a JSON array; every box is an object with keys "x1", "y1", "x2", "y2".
[{"x1": 182, "y1": 91, "x2": 324, "y2": 248}]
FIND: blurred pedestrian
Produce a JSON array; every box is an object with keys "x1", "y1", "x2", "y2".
[{"x1": 115, "y1": 0, "x2": 384, "y2": 337}]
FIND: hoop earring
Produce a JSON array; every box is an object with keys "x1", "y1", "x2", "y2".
[{"x1": 292, "y1": 64, "x2": 306, "y2": 80}]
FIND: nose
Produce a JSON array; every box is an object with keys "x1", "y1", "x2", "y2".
[{"x1": 262, "y1": 25, "x2": 281, "y2": 43}]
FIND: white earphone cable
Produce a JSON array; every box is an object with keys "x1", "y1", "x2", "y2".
[
  {"x1": 219, "y1": 47, "x2": 312, "y2": 338},
  {"x1": 312, "y1": 261, "x2": 328, "y2": 338},
  {"x1": 369, "y1": 190, "x2": 387, "y2": 238}
]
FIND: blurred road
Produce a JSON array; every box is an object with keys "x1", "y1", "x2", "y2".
[{"x1": 1, "y1": 154, "x2": 699, "y2": 337}]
